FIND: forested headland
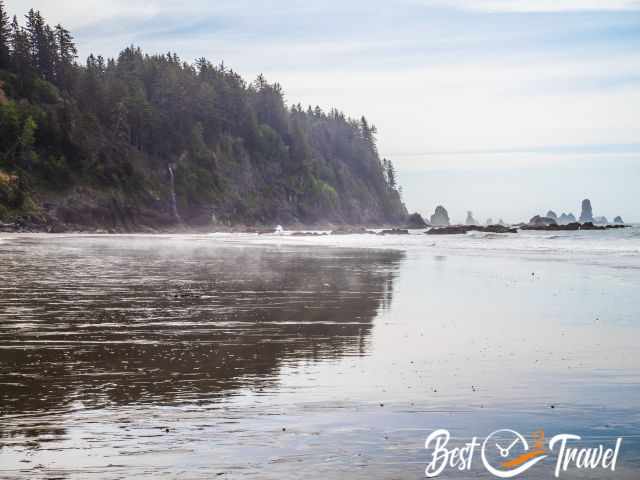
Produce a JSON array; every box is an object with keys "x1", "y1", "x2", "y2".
[{"x1": 0, "y1": 3, "x2": 407, "y2": 231}]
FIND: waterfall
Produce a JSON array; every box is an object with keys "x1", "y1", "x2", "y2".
[{"x1": 168, "y1": 163, "x2": 181, "y2": 223}]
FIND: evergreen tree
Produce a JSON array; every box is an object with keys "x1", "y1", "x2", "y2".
[
  {"x1": 385, "y1": 158, "x2": 396, "y2": 189},
  {"x1": 0, "y1": 1, "x2": 10, "y2": 69},
  {"x1": 0, "y1": 3, "x2": 407, "y2": 226},
  {"x1": 54, "y1": 23, "x2": 76, "y2": 87},
  {"x1": 10, "y1": 15, "x2": 33, "y2": 93}
]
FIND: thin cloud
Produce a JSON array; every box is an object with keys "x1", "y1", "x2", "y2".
[{"x1": 428, "y1": 0, "x2": 640, "y2": 12}]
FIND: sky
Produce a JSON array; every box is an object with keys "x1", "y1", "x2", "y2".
[{"x1": 6, "y1": 0, "x2": 640, "y2": 222}]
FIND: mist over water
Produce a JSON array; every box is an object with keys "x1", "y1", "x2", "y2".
[{"x1": 0, "y1": 232, "x2": 639, "y2": 478}]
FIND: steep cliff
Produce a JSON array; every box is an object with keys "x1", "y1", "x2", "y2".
[{"x1": 0, "y1": 8, "x2": 407, "y2": 230}]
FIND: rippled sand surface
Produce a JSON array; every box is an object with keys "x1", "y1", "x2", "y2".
[{"x1": 0, "y1": 233, "x2": 639, "y2": 479}]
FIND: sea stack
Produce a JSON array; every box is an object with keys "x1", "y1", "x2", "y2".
[
  {"x1": 546, "y1": 210, "x2": 558, "y2": 220},
  {"x1": 614, "y1": 216, "x2": 624, "y2": 224},
  {"x1": 406, "y1": 212, "x2": 428, "y2": 229},
  {"x1": 579, "y1": 199, "x2": 594, "y2": 223},
  {"x1": 558, "y1": 212, "x2": 576, "y2": 225},
  {"x1": 465, "y1": 211, "x2": 479, "y2": 226},
  {"x1": 430, "y1": 206, "x2": 450, "y2": 227},
  {"x1": 529, "y1": 215, "x2": 557, "y2": 226}
]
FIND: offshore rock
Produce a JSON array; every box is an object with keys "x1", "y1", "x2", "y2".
[
  {"x1": 427, "y1": 225, "x2": 516, "y2": 235},
  {"x1": 406, "y1": 212, "x2": 428, "y2": 229},
  {"x1": 521, "y1": 222, "x2": 580, "y2": 231},
  {"x1": 579, "y1": 199, "x2": 594, "y2": 223},
  {"x1": 430, "y1": 206, "x2": 450, "y2": 227},
  {"x1": 465, "y1": 211, "x2": 479, "y2": 225},
  {"x1": 529, "y1": 215, "x2": 557, "y2": 226}
]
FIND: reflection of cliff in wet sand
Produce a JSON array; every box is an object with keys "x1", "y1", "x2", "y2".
[{"x1": 0, "y1": 237, "x2": 403, "y2": 439}]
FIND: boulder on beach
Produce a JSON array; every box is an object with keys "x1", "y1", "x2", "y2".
[
  {"x1": 430, "y1": 206, "x2": 450, "y2": 227},
  {"x1": 406, "y1": 212, "x2": 428, "y2": 229},
  {"x1": 579, "y1": 199, "x2": 594, "y2": 223},
  {"x1": 614, "y1": 216, "x2": 624, "y2": 225},
  {"x1": 465, "y1": 211, "x2": 479, "y2": 226}
]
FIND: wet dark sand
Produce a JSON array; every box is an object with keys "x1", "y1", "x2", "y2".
[{"x1": 0, "y1": 234, "x2": 638, "y2": 478}]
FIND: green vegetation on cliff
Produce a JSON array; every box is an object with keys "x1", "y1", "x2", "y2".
[{"x1": 0, "y1": 4, "x2": 407, "y2": 230}]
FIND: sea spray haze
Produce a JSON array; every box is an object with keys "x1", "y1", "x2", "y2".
[{"x1": 0, "y1": 5, "x2": 406, "y2": 231}]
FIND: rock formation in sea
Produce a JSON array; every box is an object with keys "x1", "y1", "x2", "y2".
[
  {"x1": 465, "y1": 211, "x2": 479, "y2": 225},
  {"x1": 593, "y1": 216, "x2": 608, "y2": 225},
  {"x1": 546, "y1": 210, "x2": 558, "y2": 220},
  {"x1": 521, "y1": 222, "x2": 580, "y2": 231},
  {"x1": 579, "y1": 199, "x2": 594, "y2": 223},
  {"x1": 427, "y1": 224, "x2": 516, "y2": 235},
  {"x1": 486, "y1": 218, "x2": 493, "y2": 226},
  {"x1": 430, "y1": 206, "x2": 450, "y2": 227},
  {"x1": 614, "y1": 216, "x2": 624, "y2": 224},
  {"x1": 498, "y1": 219, "x2": 506, "y2": 226},
  {"x1": 406, "y1": 212, "x2": 428, "y2": 229},
  {"x1": 529, "y1": 215, "x2": 557, "y2": 226},
  {"x1": 557, "y1": 212, "x2": 576, "y2": 225}
]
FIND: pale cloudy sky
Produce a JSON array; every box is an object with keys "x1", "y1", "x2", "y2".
[{"x1": 7, "y1": 0, "x2": 640, "y2": 222}]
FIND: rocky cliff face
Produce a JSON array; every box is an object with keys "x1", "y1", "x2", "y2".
[
  {"x1": 0, "y1": 46, "x2": 408, "y2": 231},
  {"x1": 430, "y1": 206, "x2": 450, "y2": 227}
]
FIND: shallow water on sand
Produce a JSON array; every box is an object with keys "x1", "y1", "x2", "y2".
[{"x1": 0, "y1": 232, "x2": 639, "y2": 479}]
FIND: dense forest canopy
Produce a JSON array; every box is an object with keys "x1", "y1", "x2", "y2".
[{"x1": 0, "y1": 3, "x2": 407, "y2": 229}]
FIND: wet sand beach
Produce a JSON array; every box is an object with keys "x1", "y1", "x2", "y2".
[{"x1": 0, "y1": 230, "x2": 639, "y2": 478}]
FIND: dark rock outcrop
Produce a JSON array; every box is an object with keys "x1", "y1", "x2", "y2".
[
  {"x1": 614, "y1": 216, "x2": 624, "y2": 224},
  {"x1": 290, "y1": 231, "x2": 329, "y2": 236},
  {"x1": 427, "y1": 225, "x2": 516, "y2": 235},
  {"x1": 331, "y1": 226, "x2": 374, "y2": 235},
  {"x1": 379, "y1": 228, "x2": 409, "y2": 235},
  {"x1": 521, "y1": 222, "x2": 580, "y2": 231},
  {"x1": 579, "y1": 199, "x2": 594, "y2": 223},
  {"x1": 430, "y1": 206, "x2": 450, "y2": 227},
  {"x1": 529, "y1": 215, "x2": 557, "y2": 226},
  {"x1": 581, "y1": 222, "x2": 605, "y2": 230},
  {"x1": 406, "y1": 212, "x2": 428, "y2": 229}
]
